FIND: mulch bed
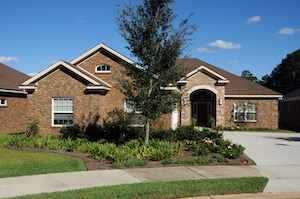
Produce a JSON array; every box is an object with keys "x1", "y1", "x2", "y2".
[{"x1": 4, "y1": 145, "x2": 255, "y2": 170}]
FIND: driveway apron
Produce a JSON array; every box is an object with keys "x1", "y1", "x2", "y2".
[{"x1": 224, "y1": 131, "x2": 300, "y2": 192}]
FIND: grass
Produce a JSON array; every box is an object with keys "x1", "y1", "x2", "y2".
[
  {"x1": 0, "y1": 134, "x2": 86, "y2": 178},
  {"x1": 12, "y1": 177, "x2": 268, "y2": 199}
]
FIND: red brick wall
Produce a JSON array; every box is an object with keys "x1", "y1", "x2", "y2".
[
  {"x1": 180, "y1": 71, "x2": 226, "y2": 126},
  {"x1": 225, "y1": 98, "x2": 279, "y2": 129},
  {"x1": 27, "y1": 69, "x2": 105, "y2": 135},
  {"x1": 77, "y1": 52, "x2": 126, "y2": 117},
  {"x1": 26, "y1": 51, "x2": 129, "y2": 135},
  {"x1": 0, "y1": 95, "x2": 27, "y2": 134}
]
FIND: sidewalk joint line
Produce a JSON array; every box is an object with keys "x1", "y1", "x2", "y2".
[
  {"x1": 47, "y1": 174, "x2": 70, "y2": 190},
  {"x1": 185, "y1": 166, "x2": 208, "y2": 179}
]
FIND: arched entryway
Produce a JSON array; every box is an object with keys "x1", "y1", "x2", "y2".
[{"x1": 191, "y1": 90, "x2": 216, "y2": 127}]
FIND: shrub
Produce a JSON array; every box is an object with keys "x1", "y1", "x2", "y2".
[
  {"x1": 124, "y1": 159, "x2": 148, "y2": 167},
  {"x1": 112, "y1": 162, "x2": 125, "y2": 168},
  {"x1": 194, "y1": 143, "x2": 210, "y2": 157},
  {"x1": 196, "y1": 157, "x2": 209, "y2": 164},
  {"x1": 208, "y1": 157, "x2": 217, "y2": 164},
  {"x1": 184, "y1": 158, "x2": 197, "y2": 164},
  {"x1": 27, "y1": 116, "x2": 40, "y2": 137},
  {"x1": 110, "y1": 147, "x2": 134, "y2": 163},
  {"x1": 174, "y1": 159, "x2": 184, "y2": 164},
  {"x1": 87, "y1": 142, "x2": 116, "y2": 162},
  {"x1": 60, "y1": 124, "x2": 86, "y2": 140},
  {"x1": 162, "y1": 159, "x2": 173, "y2": 165},
  {"x1": 217, "y1": 156, "x2": 228, "y2": 163}
]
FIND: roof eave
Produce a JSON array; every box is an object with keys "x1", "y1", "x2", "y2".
[{"x1": 225, "y1": 94, "x2": 283, "y2": 98}]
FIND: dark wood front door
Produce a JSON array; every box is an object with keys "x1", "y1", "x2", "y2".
[{"x1": 197, "y1": 103, "x2": 207, "y2": 126}]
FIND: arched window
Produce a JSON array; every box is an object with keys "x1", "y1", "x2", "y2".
[{"x1": 95, "y1": 64, "x2": 111, "y2": 73}]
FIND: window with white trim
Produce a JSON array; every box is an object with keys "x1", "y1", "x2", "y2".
[
  {"x1": 0, "y1": 99, "x2": 7, "y2": 106},
  {"x1": 52, "y1": 98, "x2": 74, "y2": 126},
  {"x1": 234, "y1": 102, "x2": 257, "y2": 122},
  {"x1": 124, "y1": 100, "x2": 145, "y2": 126},
  {"x1": 95, "y1": 64, "x2": 111, "y2": 73}
]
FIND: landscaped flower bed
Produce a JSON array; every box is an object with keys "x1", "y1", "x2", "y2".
[{"x1": 6, "y1": 126, "x2": 246, "y2": 169}]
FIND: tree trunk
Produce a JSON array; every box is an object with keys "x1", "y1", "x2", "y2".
[{"x1": 145, "y1": 118, "x2": 150, "y2": 146}]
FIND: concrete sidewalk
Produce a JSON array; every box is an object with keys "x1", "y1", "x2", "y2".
[{"x1": 0, "y1": 165, "x2": 269, "y2": 198}]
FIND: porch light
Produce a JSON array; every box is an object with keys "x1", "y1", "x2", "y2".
[
  {"x1": 219, "y1": 98, "x2": 223, "y2": 105},
  {"x1": 183, "y1": 98, "x2": 187, "y2": 105}
]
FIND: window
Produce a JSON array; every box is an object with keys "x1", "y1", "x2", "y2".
[
  {"x1": 124, "y1": 100, "x2": 145, "y2": 126},
  {"x1": 192, "y1": 91, "x2": 212, "y2": 100},
  {"x1": 52, "y1": 98, "x2": 74, "y2": 126},
  {"x1": 0, "y1": 99, "x2": 7, "y2": 106},
  {"x1": 234, "y1": 102, "x2": 257, "y2": 122},
  {"x1": 95, "y1": 64, "x2": 111, "y2": 73}
]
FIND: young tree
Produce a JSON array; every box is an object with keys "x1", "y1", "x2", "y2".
[{"x1": 116, "y1": 0, "x2": 197, "y2": 145}]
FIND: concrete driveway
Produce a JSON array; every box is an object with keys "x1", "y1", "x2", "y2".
[{"x1": 224, "y1": 131, "x2": 300, "y2": 192}]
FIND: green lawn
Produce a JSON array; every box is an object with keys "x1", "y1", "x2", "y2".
[
  {"x1": 0, "y1": 134, "x2": 86, "y2": 178},
  {"x1": 12, "y1": 177, "x2": 268, "y2": 199}
]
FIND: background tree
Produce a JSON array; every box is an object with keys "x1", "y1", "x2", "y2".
[
  {"x1": 241, "y1": 70, "x2": 258, "y2": 83},
  {"x1": 268, "y1": 49, "x2": 300, "y2": 94},
  {"x1": 116, "y1": 0, "x2": 197, "y2": 145}
]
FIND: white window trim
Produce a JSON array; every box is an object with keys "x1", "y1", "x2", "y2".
[
  {"x1": 234, "y1": 102, "x2": 257, "y2": 123},
  {"x1": 95, "y1": 64, "x2": 112, "y2": 74},
  {"x1": 0, "y1": 99, "x2": 7, "y2": 106},
  {"x1": 52, "y1": 98, "x2": 74, "y2": 127}
]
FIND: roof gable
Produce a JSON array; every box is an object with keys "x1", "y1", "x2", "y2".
[
  {"x1": 0, "y1": 62, "x2": 30, "y2": 92},
  {"x1": 186, "y1": 65, "x2": 229, "y2": 85},
  {"x1": 177, "y1": 58, "x2": 282, "y2": 97},
  {"x1": 19, "y1": 60, "x2": 111, "y2": 91}
]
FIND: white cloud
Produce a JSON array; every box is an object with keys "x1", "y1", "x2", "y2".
[
  {"x1": 245, "y1": 16, "x2": 262, "y2": 24},
  {"x1": 277, "y1": 28, "x2": 297, "y2": 35},
  {"x1": 208, "y1": 40, "x2": 242, "y2": 50},
  {"x1": 194, "y1": 47, "x2": 217, "y2": 53},
  {"x1": 227, "y1": 60, "x2": 238, "y2": 64},
  {"x1": 193, "y1": 40, "x2": 242, "y2": 54},
  {"x1": 27, "y1": 72, "x2": 38, "y2": 77},
  {"x1": 51, "y1": 60, "x2": 58, "y2": 64},
  {"x1": 0, "y1": 55, "x2": 20, "y2": 63},
  {"x1": 77, "y1": 19, "x2": 85, "y2": 23}
]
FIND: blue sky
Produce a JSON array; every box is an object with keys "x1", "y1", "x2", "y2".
[{"x1": 1, "y1": 0, "x2": 299, "y2": 79}]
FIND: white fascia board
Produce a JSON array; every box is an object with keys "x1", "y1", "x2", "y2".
[
  {"x1": 86, "y1": 86, "x2": 110, "y2": 91},
  {"x1": 186, "y1": 65, "x2": 228, "y2": 81},
  {"x1": 21, "y1": 60, "x2": 103, "y2": 86},
  {"x1": 177, "y1": 80, "x2": 188, "y2": 84},
  {"x1": 76, "y1": 65, "x2": 112, "y2": 88},
  {"x1": 18, "y1": 85, "x2": 37, "y2": 91},
  {"x1": 0, "y1": 89, "x2": 25, "y2": 94},
  {"x1": 70, "y1": 43, "x2": 144, "y2": 70},
  {"x1": 225, "y1": 95, "x2": 283, "y2": 98},
  {"x1": 21, "y1": 60, "x2": 67, "y2": 85},
  {"x1": 70, "y1": 43, "x2": 135, "y2": 65},
  {"x1": 217, "y1": 80, "x2": 229, "y2": 84},
  {"x1": 161, "y1": 86, "x2": 182, "y2": 93}
]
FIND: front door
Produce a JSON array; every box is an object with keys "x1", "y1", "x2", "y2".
[
  {"x1": 192, "y1": 102, "x2": 212, "y2": 127},
  {"x1": 198, "y1": 103, "x2": 207, "y2": 126}
]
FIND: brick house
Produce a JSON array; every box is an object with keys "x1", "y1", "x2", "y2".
[
  {"x1": 280, "y1": 88, "x2": 300, "y2": 131},
  {"x1": 18, "y1": 43, "x2": 282, "y2": 135},
  {"x1": 0, "y1": 63, "x2": 30, "y2": 134}
]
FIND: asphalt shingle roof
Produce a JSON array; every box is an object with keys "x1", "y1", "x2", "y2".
[
  {"x1": 0, "y1": 63, "x2": 30, "y2": 91},
  {"x1": 176, "y1": 58, "x2": 281, "y2": 96}
]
